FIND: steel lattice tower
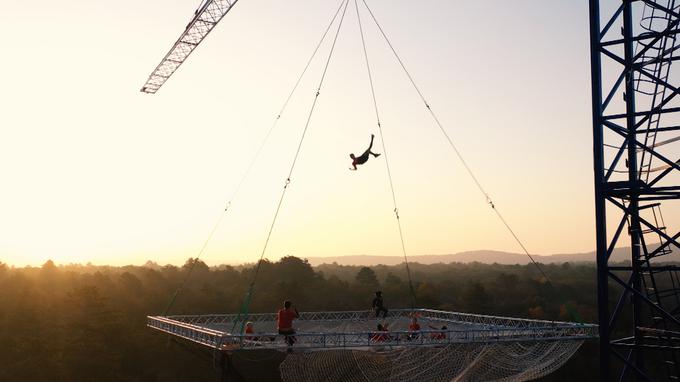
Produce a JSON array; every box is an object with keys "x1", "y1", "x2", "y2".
[{"x1": 590, "y1": 0, "x2": 680, "y2": 380}]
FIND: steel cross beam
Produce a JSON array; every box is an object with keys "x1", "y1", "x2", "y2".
[
  {"x1": 140, "y1": 0, "x2": 239, "y2": 94},
  {"x1": 590, "y1": 0, "x2": 680, "y2": 380}
]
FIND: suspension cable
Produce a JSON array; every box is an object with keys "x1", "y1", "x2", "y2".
[
  {"x1": 161, "y1": 0, "x2": 350, "y2": 316},
  {"x1": 359, "y1": 0, "x2": 552, "y2": 286},
  {"x1": 354, "y1": 0, "x2": 417, "y2": 308},
  {"x1": 232, "y1": 0, "x2": 351, "y2": 333}
]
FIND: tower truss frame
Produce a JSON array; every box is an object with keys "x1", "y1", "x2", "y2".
[{"x1": 589, "y1": 0, "x2": 680, "y2": 380}]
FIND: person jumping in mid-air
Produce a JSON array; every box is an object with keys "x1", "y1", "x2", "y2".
[{"x1": 350, "y1": 134, "x2": 381, "y2": 171}]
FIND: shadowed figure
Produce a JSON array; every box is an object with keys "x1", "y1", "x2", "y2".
[
  {"x1": 350, "y1": 134, "x2": 381, "y2": 171},
  {"x1": 372, "y1": 290, "x2": 388, "y2": 318}
]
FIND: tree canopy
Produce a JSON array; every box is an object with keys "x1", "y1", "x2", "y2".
[{"x1": 0, "y1": 257, "x2": 603, "y2": 381}]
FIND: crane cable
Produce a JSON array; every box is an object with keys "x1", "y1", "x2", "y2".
[
  {"x1": 161, "y1": 0, "x2": 350, "y2": 317},
  {"x1": 354, "y1": 0, "x2": 417, "y2": 309},
  {"x1": 359, "y1": 0, "x2": 553, "y2": 287},
  {"x1": 231, "y1": 0, "x2": 351, "y2": 334}
]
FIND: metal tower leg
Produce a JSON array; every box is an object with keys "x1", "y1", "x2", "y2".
[
  {"x1": 590, "y1": 0, "x2": 680, "y2": 380},
  {"x1": 588, "y1": 1, "x2": 610, "y2": 381}
]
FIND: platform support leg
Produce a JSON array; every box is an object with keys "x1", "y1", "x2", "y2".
[{"x1": 219, "y1": 352, "x2": 229, "y2": 382}]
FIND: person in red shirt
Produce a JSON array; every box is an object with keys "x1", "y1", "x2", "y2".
[
  {"x1": 243, "y1": 321, "x2": 260, "y2": 342},
  {"x1": 349, "y1": 134, "x2": 381, "y2": 171},
  {"x1": 245, "y1": 322, "x2": 255, "y2": 335},
  {"x1": 408, "y1": 316, "x2": 421, "y2": 340},
  {"x1": 277, "y1": 300, "x2": 299, "y2": 349},
  {"x1": 408, "y1": 316, "x2": 421, "y2": 332},
  {"x1": 429, "y1": 324, "x2": 447, "y2": 340}
]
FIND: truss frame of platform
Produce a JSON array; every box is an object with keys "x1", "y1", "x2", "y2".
[
  {"x1": 589, "y1": 0, "x2": 680, "y2": 380},
  {"x1": 147, "y1": 308, "x2": 597, "y2": 351}
]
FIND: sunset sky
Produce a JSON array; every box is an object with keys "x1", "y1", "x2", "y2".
[{"x1": 1, "y1": 0, "x2": 606, "y2": 266}]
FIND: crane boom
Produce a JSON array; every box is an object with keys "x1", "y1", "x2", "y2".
[{"x1": 140, "y1": 0, "x2": 239, "y2": 94}]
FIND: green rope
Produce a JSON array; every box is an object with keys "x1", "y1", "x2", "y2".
[{"x1": 231, "y1": 0, "x2": 351, "y2": 335}]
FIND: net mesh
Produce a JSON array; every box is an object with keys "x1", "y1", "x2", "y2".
[
  {"x1": 279, "y1": 340, "x2": 583, "y2": 382},
  {"x1": 148, "y1": 309, "x2": 594, "y2": 381}
]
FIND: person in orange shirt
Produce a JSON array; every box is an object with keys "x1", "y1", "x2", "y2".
[{"x1": 277, "y1": 300, "x2": 299, "y2": 349}]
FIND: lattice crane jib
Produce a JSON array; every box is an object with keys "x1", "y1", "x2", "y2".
[
  {"x1": 140, "y1": 0, "x2": 239, "y2": 94},
  {"x1": 589, "y1": 0, "x2": 680, "y2": 380}
]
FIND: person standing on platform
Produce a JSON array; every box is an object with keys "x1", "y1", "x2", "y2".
[
  {"x1": 372, "y1": 291, "x2": 388, "y2": 318},
  {"x1": 277, "y1": 300, "x2": 299, "y2": 351}
]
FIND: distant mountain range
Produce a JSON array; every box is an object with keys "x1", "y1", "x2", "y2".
[{"x1": 305, "y1": 248, "x2": 643, "y2": 266}]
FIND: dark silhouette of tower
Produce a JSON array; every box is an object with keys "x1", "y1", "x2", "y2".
[{"x1": 589, "y1": 0, "x2": 680, "y2": 380}]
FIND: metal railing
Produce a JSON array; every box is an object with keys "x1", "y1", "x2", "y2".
[{"x1": 147, "y1": 308, "x2": 598, "y2": 351}]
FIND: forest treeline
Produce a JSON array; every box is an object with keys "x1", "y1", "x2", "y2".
[{"x1": 0, "y1": 257, "x2": 600, "y2": 381}]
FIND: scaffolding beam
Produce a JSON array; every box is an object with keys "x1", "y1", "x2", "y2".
[{"x1": 140, "y1": 0, "x2": 239, "y2": 94}]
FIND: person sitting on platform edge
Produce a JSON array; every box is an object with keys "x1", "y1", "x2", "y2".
[
  {"x1": 408, "y1": 316, "x2": 421, "y2": 340},
  {"x1": 242, "y1": 321, "x2": 258, "y2": 342},
  {"x1": 428, "y1": 324, "x2": 448, "y2": 340},
  {"x1": 277, "y1": 300, "x2": 299, "y2": 350},
  {"x1": 372, "y1": 291, "x2": 388, "y2": 318},
  {"x1": 372, "y1": 323, "x2": 390, "y2": 342},
  {"x1": 244, "y1": 321, "x2": 276, "y2": 342}
]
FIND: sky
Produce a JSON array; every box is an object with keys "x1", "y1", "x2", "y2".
[{"x1": 0, "y1": 0, "x2": 601, "y2": 266}]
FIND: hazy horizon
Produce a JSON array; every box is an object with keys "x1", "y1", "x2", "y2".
[{"x1": 4, "y1": 246, "x2": 631, "y2": 268}]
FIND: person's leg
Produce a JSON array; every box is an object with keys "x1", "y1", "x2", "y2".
[
  {"x1": 280, "y1": 329, "x2": 296, "y2": 346},
  {"x1": 367, "y1": 135, "x2": 381, "y2": 158},
  {"x1": 279, "y1": 329, "x2": 290, "y2": 345}
]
